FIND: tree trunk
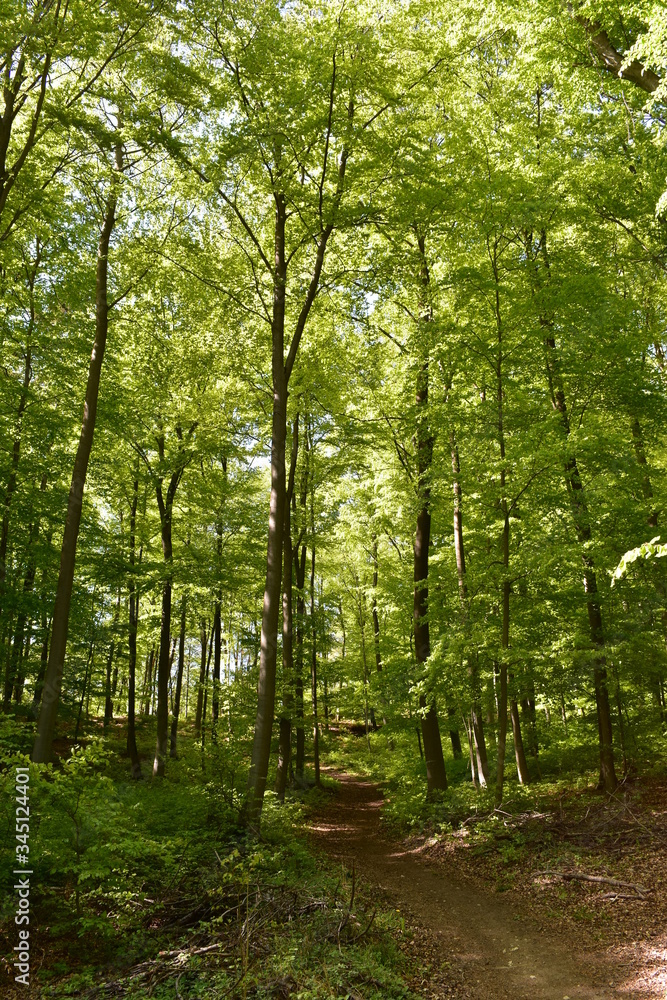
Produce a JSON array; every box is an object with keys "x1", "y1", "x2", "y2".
[
  {"x1": 170, "y1": 594, "x2": 187, "y2": 757},
  {"x1": 509, "y1": 697, "x2": 530, "y2": 784},
  {"x1": 245, "y1": 193, "x2": 288, "y2": 827},
  {"x1": 12, "y1": 625, "x2": 32, "y2": 706},
  {"x1": 212, "y1": 523, "x2": 222, "y2": 727},
  {"x1": 463, "y1": 711, "x2": 479, "y2": 786},
  {"x1": 492, "y1": 240, "x2": 529, "y2": 799},
  {"x1": 32, "y1": 156, "x2": 120, "y2": 764},
  {"x1": 448, "y1": 706, "x2": 463, "y2": 759},
  {"x1": 74, "y1": 636, "x2": 95, "y2": 743},
  {"x1": 521, "y1": 688, "x2": 540, "y2": 768},
  {"x1": 127, "y1": 474, "x2": 141, "y2": 779},
  {"x1": 310, "y1": 542, "x2": 321, "y2": 786},
  {"x1": 0, "y1": 250, "x2": 39, "y2": 629},
  {"x1": 631, "y1": 417, "x2": 658, "y2": 527},
  {"x1": 495, "y1": 659, "x2": 508, "y2": 806},
  {"x1": 414, "y1": 235, "x2": 447, "y2": 795},
  {"x1": 153, "y1": 430, "x2": 190, "y2": 776},
  {"x1": 533, "y1": 229, "x2": 618, "y2": 792},
  {"x1": 244, "y1": 124, "x2": 349, "y2": 827},
  {"x1": 142, "y1": 646, "x2": 155, "y2": 715},
  {"x1": 4, "y1": 525, "x2": 38, "y2": 710},
  {"x1": 31, "y1": 614, "x2": 50, "y2": 718},
  {"x1": 201, "y1": 629, "x2": 213, "y2": 743},
  {"x1": 104, "y1": 590, "x2": 121, "y2": 728},
  {"x1": 371, "y1": 534, "x2": 382, "y2": 672},
  {"x1": 194, "y1": 621, "x2": 207, "y2": 738},
  {"x1": 451, "y1": 429, "x2": 488, "y2": 783},
  {"x1": 276, "y1": 414, "x2": 299, "y2": 802},
  {"x1": 294, "y1": 543, "x2": 308, "y2": 779}
]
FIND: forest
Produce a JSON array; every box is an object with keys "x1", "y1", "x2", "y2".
[{"x1": 1, "y1": 1, "x2": 667, "y2": 998}]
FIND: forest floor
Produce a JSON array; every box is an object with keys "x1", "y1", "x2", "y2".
[{"x1": 307, "y1": 769, "x2": 667, "y2": 1000}]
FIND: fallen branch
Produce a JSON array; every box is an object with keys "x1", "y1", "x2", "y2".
[
  {"x1": 348, "y1": 907, "x2": 377, "y2": 943},
  {"x1": 599, "y1": 892, "x2": 647, "y2": 901},
  {"x1": 535, "y1": 870, "x2": 648, "y2": 897}
]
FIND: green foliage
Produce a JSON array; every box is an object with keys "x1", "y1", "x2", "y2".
[{"x1": 3, "y1": 0, "x2": 667, "y2": 989}]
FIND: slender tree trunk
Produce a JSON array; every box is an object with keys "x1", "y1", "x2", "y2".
[
  {"x1": 414, "y1": 235, "x2": 447, "y2": 795},
  {"x1": 276, "y1": 414, "x2": 299, "y2": 801},
  {"x1": 613, "y1": 662, "x2": 628, "y2": 773},
  {"x1": 495, "y1": 659, "x2": 508, "y2": 806},
  {"x1": 170, "y1": 594, "x2": 187, "y2": 757},
  {"x1": 104, "y1": 590, "x2": 121, "y2": 728},
  {"x1": 0, "y1": 249, "x2": 39, "y2": 629},
  {"x1": 630, "y1": 416, "x2": 667, "y2": 722},
  {"x1": 520, "y1": 687, "x2": 540, "y2": 768},
  {"x1": 491, "y1": 240, "x2": 529, "y2": 798},
  {"x1": 495, "y1": 479, "x2": 512, "y2": 799},
  {"x1": 194, "y1": 622, "x2": 207, "y2": 738},
  {"x1": 451, "y1": 429, "x2": 488, "y2": 783},
  {"x1": 485, "y1": 677, "x2": 497, "y2": 748},
  {"x1": 415, "y1": 724, "x2": 424, "y2": 759},
  {"x1": 510, "y1": 697, "x2": 530, "y2": 783},
  {"x1": 4, "y1": 526, "x2": 37, "y2": 709},
  {"x1": 371, "y1": 533, "x2": 388, "y2": 728},
  {"x1": 32, "y1": 153, "x2": 120, "y2": 764},
  {"x1": 463, "y1": 711, "x2": 479, "y2": 787},
  {"x1": 74, "y1": 636, "x2": 95, "y2": 743},
  {"x1": 212, "y1": 523, "x2": 222, "y2": 727},
  {"x1": 294, "y1": 545, "x2": 307, "y2": 779},
  {"x1": 153, "y1": 433, "x2": 189, "y2": 776},
  {"x1": 310, "y1": 542, "x2": 320, "y2": 786},
  {"x1": 111, "y1": 651, "x2": 119, "y2": 696},
  {"x1": 631, "y1": 417, "x2": 658, "y2": 527},
  {"x1": 448, "y1": 706, "x2": 463, "y2": 759},
  {"x1": 244, "y1": 125, "x2": 349, "y2": 826},
  {"x1": 371, "y1": 534, "x2": 382, "y2": 672},
  {"x1": 358, "y1": 586, "x2": 372, "y2": 747},
  {"x1": 30, "y1": 522, "x2": 52, "y2": 718},
  {"x1": 31, "y1": 614, "x2": 50, "y2": 717},
  {"x1": 142, "y1": 646, "x2": 154, "y2": 715},
  {"x1": 201, "y1": 629, "x2": 213, "y2": 743},
  {"x1": 245, "y1": 193, "x2": 288, "y2": 827},
  {"x1": 12, "y1": 626, "x2": 32, "y2": 706},
  {"x1": 127, "y1": 474, "x2": 141, "y2": 779},
  {"x1": 532, "y1": 229, "x2": 618, "y2": 792}
]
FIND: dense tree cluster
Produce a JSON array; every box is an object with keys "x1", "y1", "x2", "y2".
[{"x1": 2, "y1": 0, "x2": 667, "y2": 825}]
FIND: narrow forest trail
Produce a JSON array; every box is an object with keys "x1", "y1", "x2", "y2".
[{"x1": 307, "y1": 772, "x2": 636, "y2": 1000}]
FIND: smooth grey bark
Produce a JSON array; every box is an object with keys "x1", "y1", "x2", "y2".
[
  {"x1": 578, "y1": 16, "x2": 660, "y2": 93},
  {"x1": 32, "y1": 146, "x2": 121, "y2": 763}
]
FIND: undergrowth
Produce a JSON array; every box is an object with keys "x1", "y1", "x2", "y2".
[{"x1": 0, "y1": 716, "x2": 419, "y2": 999}]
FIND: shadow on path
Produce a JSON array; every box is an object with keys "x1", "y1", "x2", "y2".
[{"x1": 307, "y1": 771, "x2": 638, "y2": 1000}]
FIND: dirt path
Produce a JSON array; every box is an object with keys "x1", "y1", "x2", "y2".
[{"x1": 308, "y1": 773, "x2": 633, "y2": 1000}]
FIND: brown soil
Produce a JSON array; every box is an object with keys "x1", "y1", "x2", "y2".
[{"x1": 307, "y1": 772, "x2": 663, "y2": 1000}]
